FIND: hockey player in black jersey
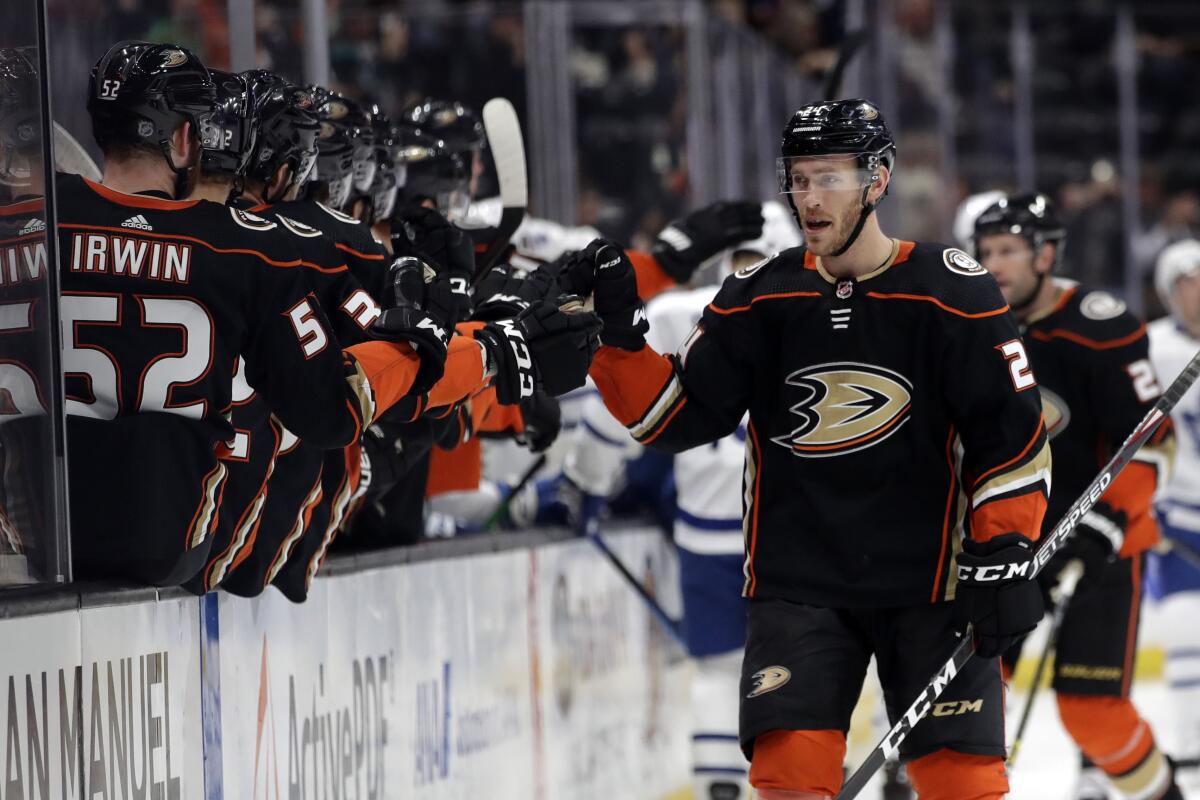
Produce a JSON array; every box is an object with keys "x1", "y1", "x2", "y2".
[
  {"x1": 975, "y1": 194, "x2": 1183, "y2": 800},
  {"x1": 62, "y1": 42, "x2": 602, "y2": 589},
  {"x1": 563, "y1": 99, "x2": 1051, "y2": 798}
]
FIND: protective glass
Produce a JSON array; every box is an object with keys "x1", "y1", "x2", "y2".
[{"x1": 776, "y1": 154, "x2": 878, "y2": 196}]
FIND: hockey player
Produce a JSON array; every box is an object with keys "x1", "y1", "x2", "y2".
[
  {"x1": 59, "y1": 41, "x2": 450, "y2": 585},
  {"x1": 975, "y1": 193, "x2": 1183, "y2": 800},
  {"x1": 1148, "y1": 239, "x2": 1200, "y2": 787},
  {"x1": 562, "y1": 99, "x2": 1051, "y2": 799}
]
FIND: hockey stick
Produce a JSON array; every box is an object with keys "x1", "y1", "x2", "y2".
[
  {"x1": 836, "y1": 347, "x2": 1200, "y2": 800},
  {"x1": 53, "y1": 122, "x2": 102, "y2": 181},
  {"x1": 585, "y1": 529, "x2": 687, "y2": 648},
  {"x1": 473, "y1": 98, "x2": 527, "y2": 283},
  {"x1": 1007, "y1": 558, "x2": 1084, "y2": 769},
  {"x1": 822, "y1": 30, "x2": 869, "y2": 100},
  {"x1": 483, "y1": 453, "x2": 548, "y2": 531}
]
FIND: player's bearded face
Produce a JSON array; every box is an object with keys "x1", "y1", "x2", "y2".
[
  {"x1": 789, "y1": 158, "x2": 868, "y2": 256},
  {"x1": 978, "y1": 233, "x2": 1040, "y2": 309}
]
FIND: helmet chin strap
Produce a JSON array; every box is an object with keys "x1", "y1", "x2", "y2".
[{"x1": 830, "y1": 185, "x2": 875, "y2": 258}]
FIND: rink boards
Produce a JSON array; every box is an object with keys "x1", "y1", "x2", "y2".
[{"x1": 0, "y1": 527, "x2": 690, "y2": 800}]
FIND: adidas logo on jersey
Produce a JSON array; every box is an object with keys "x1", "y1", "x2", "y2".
[
  {"x1": 120, "y1": 215, "x2": 153, "y2": 231},
  {"x1": 18, "y1": 218, "x2": 46, "y2": 236}
]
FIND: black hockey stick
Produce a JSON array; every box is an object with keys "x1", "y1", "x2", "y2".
[
  {"x1": 1007, "y1": 558, "x2": 1084, "y2": 769},
  {"x1": 483, "y1": 453, "x2": 548, "y2": 531},
  {"x1": 822, "y1": 30, "x2": 868, "y2": 100},
  {"x1": 473, "y1": 97, "x2": 527, "y2": 283},
  {"x1": 836, "y1": 347, "x2": 1200, "y2": 800},
  {"x1": 586, "y1": 529, "x2": 687, "y2": 648}
]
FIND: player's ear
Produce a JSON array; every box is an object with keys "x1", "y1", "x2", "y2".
[
  {"x1": 1036, "y1": 242, "x2": 1057, "y2": 274},
  {"x1": 868, "y1": 164, "x2": 890, "y2": 204},
  {"x1": 172, "y1": 121, "x2": 196, "y2": 167}
]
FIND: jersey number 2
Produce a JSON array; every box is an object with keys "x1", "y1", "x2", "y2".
[
  {"x1": 998, "y1": 339, "x2": 1037, "y2": 391},
  {"x1": 1126, "y1": 359, "x2": 1162, "y2": 403}
]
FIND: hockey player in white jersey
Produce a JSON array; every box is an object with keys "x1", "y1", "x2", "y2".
[
  {"x1": 1148, "y1": 239, "x2": 1200, "y2": 787},
  {"x1": 555, "y1": 201, "x2": 798, "y2": 800}
]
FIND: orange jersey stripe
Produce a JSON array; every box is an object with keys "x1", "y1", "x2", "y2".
[
  {"x1": 589, "y1": 345, "x2": 676, "y2": 427},
  {"x1": 426, "y1": 335, "x2": 488, "y2": 410},
  {"x1": 709, "y1": 290, "x2": 824, "y2": 316},
  {"x1": 1029, "y1": 324, "x2": 1147, "y2": 351},
  {"x1": 83, "y1": 177, "x2": 201, "y2": 210},
  {"x1": 343, "y1": 339, "x2": 420, "y2": 420},
  {"x1": 973, "y1": 418, "x2": 1045, "y2": 490},
  {"x1": 746, "y1": 422, "x2": 764, "y2": 597},
  {"x1": 971, "y1": 491, "x2": 1047, "y2": 543},
  {"x1": 335, "y1": 241, "x2": 386, "y2": 261},
  {"x1": 59, "y1": 223, "x2": 313, "y2": 270},
  {"x1": 865, "y1": 291, "x2": 1010, "y2": 319},
  {"x1": 931, "y1": 426, "x2": 957, "y2": 602},
  {"x1": 426, "y1": 437, "x2": 483, "y2": 497}
]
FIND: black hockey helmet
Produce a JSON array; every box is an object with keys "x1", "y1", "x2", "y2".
[
  {"x1": 973, "y1": 192, "x2": 1066, "y2": 257},
  {"x1": 87, "y1": 41, "x2": 215, "y2": 177},
  {"x1": 0, "y1": 47, "x2": 42, "y2": 188},
  {"x1": 393, "y1": 122, "x2": 469, "y2": 221},
  {"x1": 196, "y1": 69, "x2": 257, "y2": 179},
  {"x1": 400, "y1": 99, "x2": 485, "y2": 154},
  {"x1": 779, "y1": 99, "x2": 896, "y2": 256},
  {"x1": 241, "y1": 70, "x2": 320, "y2": 199},
  {"x1": 303, "y1": 86, "x2": 359, "y2": 209}
]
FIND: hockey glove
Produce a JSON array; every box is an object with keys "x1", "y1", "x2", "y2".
[
  {"x1": 519, "y1": 392, "x2": 562, "y2": 453},
  {"x1": 372, "y1": 256, "x2": 458, "y2": 396},
  {"x1": 650, "y1": 200, "x2": 765, "y2": 283},
  {"x1": 472, "y1": 262, "x2": 558, "y2": 322},
  {"x1": 473, "y1": 300, "x2": 603, "y2": 405},
  {"x1": 557, "y1": 239, "x2": 648, "y2": 350},
  {"x1": 953, "y1": 532, "x2": 1045, "y2": 658},
  {"x1": 393, "y1": 205, "x2": 475, "y2": 319},
  {"x1": 1074, "y1": 501, "x2": 1125, "y2": 575}
]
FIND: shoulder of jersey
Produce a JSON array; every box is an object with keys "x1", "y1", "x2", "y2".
[
  {"x1": 891, "y1": 241, "x2": 1009, "y2": 317},
  {"x1": 709, "y1": 245, "x2": 810, "y2": 311},
  {"x1": 1051, "y1": 284, "x2": 1145, "y2": 343}
]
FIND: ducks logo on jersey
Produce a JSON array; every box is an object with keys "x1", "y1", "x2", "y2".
[{"x1": 772, "y1": 362, "x2": 913, "y2": 458}]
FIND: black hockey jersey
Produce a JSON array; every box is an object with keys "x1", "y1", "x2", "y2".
[
  {"x1": 268, "y1": 200, "x2": 391, "y2": 302},
  {"x1": 591, "y1": 240, "x2": 1052, "y2": 608},
  {"x1": 1022, "y1": 280, "x2": 1173, "y2": 556},
  {"x1": 55, "y1": 174, "x2": 418, "y2": 584}
]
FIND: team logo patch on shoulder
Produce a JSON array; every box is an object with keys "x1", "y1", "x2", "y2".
[
  {"x1": 772, "y1": 362, "x2": 912, "y2": 458},
  {"x1": 1080, "y1": 291, "x2": 1126, "y2": 320},
  {"x1": 229, "y1": 207, "x2": 277, "y2": 231},
  {"x1": 746, "y1": 666, "x2": 791, "y2": 698},
  {"x1": 943, "y1": 248, "x2": 986, "y2": 276},
  {"x1": 1040, "y1": 386, "x2": 1071, "y2": 439},
  {"x1": 734, "y1": 252, "x2": 777, "y2": 279},
  {"x1": 319, "y1": 203, "x2": 361, "y2": 225},
  {"x1": 277, "y1": 215, "x2": 323, "y2": 238}
]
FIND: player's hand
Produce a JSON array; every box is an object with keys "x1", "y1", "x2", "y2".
[
  {"x1": 372, "y1": 256, "x2": 459, "y2": 395},
  {"x1": 1074, "y1": 501, "x2": 1125, "y2": 575},
  {"x1": 953, "y1": 532, "x2": 1044, "y2": 658},
  {"x1": 558, "y1": 239, "x2": 648, "y2": 350},
  {"x1": 519, "y1": 392, "x2": 562, "y2": 453},
  {"x1": 472, "y1": 262, "x2": 558, "y2": 321},
  {"x1": 393, "y1": 205, "x2": 474, "y2": 317},
  {"x1": 651, "y1": 200, "x2": 765, "y2": 283},
  {"x1": 473, "y1": 299, "x2": 603, "y2": 404}
]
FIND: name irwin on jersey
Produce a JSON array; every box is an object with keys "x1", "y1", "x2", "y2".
[{"x1": 69, "y1": 232, "x2": 192, "y2": 283}]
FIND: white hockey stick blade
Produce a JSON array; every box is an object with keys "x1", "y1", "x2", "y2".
[
  {"x1": 483, "y1": 97, "x2": 527, "y2": 211},
  {"x1": 53, "y1": 122, "x2": 102, "y2": 181}
]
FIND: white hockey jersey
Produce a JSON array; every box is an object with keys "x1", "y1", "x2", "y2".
[
  {"x1": 1149, "y1": 316, "x2": 1200, "y2": 531},
  {"x1": 644, "y1": 286, "x2": 746, "y2": 557}
]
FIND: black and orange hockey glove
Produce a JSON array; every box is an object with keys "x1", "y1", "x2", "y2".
[{"x1": 372, "y1": 256, "x2": 458, "y2": 395}]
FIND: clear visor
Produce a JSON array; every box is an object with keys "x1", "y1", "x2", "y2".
[
  {"x1": 373, "y1": 184, "x2": 399, "y2": 222},
  {"x1": 326, "y1": 171, "x2": 354, "y2": 210},
  {"x1": 351, "y1": 144, "x2": 377, "y2": 193},
  {"x1": 777, "y1": 154, "x2": 879, "y2": 196},
  {"x1": 439, "y1": 187, "x2": 471, "y2": 223}
]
